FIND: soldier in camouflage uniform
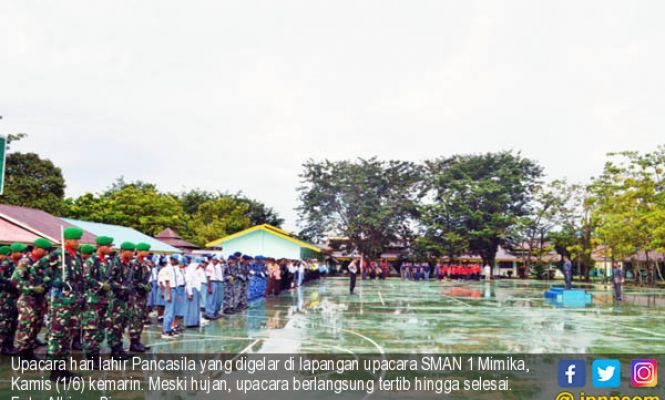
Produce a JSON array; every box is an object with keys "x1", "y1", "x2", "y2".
[
  {"x1": 0, "y1": 243, "x2": 24, "y2": 355},
  {"x1": 106, "y1": 242, "x2": 135, "y2": 359},
  {"x1": 128, "y1": 242, "x2": 151, "y2": 353},
  {"x1": 48, "y1": 227, "x2": 85, "y2": 382},
  {"x1": 80, "y1": 244, "x2": 95, "y2": 262},
  {"x1": 238, "y1": 255, "x2": 251, "y2": 310},
  {"x1": 12, "y1": 239, "x2": 57, "y2": 360},
  {"x1": 91, "y1": 237, "x2": 114, "y2": 352},
  {"x1": 80, "y1": 237, "x2": 113, "y2": 366},
  {"x1": 223, "y1": 255, "x2": 237, "y2": 314},
  {"x1": 69, "y1": 243, "x2": 86, "y2": 352}
]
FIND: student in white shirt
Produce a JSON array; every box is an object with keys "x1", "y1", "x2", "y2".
[
  {"x1": 159, "y1": 256, "x2": 178, "y2": 338},
  {"x1": 197, "y1": 258, "x2": 208, "y2": 312},
  {"x1": 184, "y1": 259, "x2": 203, "y2": 328},
  {"x1": 173, "y1": 257, "x2": 187, "y2": 332},
  {"x1": 204, "y1": 258, "x2": 222, "y2": 319}
]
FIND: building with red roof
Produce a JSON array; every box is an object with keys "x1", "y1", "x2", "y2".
[
  {"x1": 0, "y1": 203, "x2": 97, "y2": 244},
  {"x1": 154, "y1": 227, "x2": 200, "y2": 253}
]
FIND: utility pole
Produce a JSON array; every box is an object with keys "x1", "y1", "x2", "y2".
[{"x1": 0, "y1": 115, "x2": 5, "y2": 195}]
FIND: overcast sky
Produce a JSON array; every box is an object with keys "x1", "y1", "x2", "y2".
[{"x1": 1, "y1": 1, "x2": 664, "y2": 231}]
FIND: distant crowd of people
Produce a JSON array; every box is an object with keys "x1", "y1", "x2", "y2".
[
  {"x1": 400, "y1": 262, "x2": 485, "y2": 281},
  {"x1": 342, "y1": 259, "x2": 491, "y2": 282}
]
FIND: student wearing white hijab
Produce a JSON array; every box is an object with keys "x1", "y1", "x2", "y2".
[
  {"x1": 184, "y1": 258, "x2": 205, "y2": 328},
  {"x1": 197, "y1": 258, "x2": 208, "y2": 312}
]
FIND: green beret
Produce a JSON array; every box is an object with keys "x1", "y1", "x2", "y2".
[
  {"x1": 120, "y1": 242, "x2": 136, "y2": 251},
  {"x1": 33, "y1": 238, "x2": 53, "y2": 250},
  {"x1": 95, "y1": 236, "x2": 114, "y2": 246},
  {"x1": 63, "y1": 227, "x2": 84, "y2": 240},
  {"x1": 136, "y1": 242, "x2": 151, "y2": 252},
  {"x1": 10, "y1": 243, "x2": 28, "y2": 253},
  {"x1": 0, "y1": 246, "x2": 11, "y2": 256},
  {"x1": 80, "y1": 244, "x2": 96, "y2": 255}
]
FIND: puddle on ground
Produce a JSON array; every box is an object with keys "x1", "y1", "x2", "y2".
[{"x1": 138, "y1": 278, "x2": 665, "y2": 354}]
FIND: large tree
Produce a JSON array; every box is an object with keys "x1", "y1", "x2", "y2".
[
  {"x1": 0, "y1": 134, "x2": 66, "y2": 214},
  {"x1": 65, "y1": 182, "x2": 281, "y2": 246},
  {"x1": 64, "y1": 181, "x2": 191, "y2": 237},
  {"x1": 513, "y1": 179, "x2": 568, "y2": 278},
  {"x1": 177, "y1": 189, "x2": 216, "y2": 215},
  {"x1": 422, "y1": 151, "x2": 542, "y2": 274},
  {"x1": 550, "y1": 182, "x2": 597, "y2": 281},
  {"x1": 297, "y1": 157, "x2": 423, "y2": 258},
  {"x1": 188, "y1": 197, "x2": 252, "y2": 245},
  {"x1": 417, "y1": 183, "x2": 468, "y2": 262},
  {"x1": 591, "y1": 147, "x2": 665, "y2": 285},
  {"x1": 177, "y1": 189, "x2": 284, "y2": 228},
  {"x1": 233, "y1": 195, "x2": 284, "y2": 228}
]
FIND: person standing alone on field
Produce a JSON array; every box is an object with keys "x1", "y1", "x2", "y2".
[
  {"x1": 612, "y1": 261, "x2": 624, "y2": 302},
  {"x1": 563, "y1": 256, "x2": 573, "y2": 289},
  {"x1": 348, "y1": 259, "x2": 358, "y2": 295}
]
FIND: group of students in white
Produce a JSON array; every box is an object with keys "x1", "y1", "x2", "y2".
[{"x1": 150, "y1": 255, "x2": 225, "y2": 338}]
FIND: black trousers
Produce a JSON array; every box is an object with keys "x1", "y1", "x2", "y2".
[{"x1": 349, "y1": 273, "x2": 357, "y2": 294}]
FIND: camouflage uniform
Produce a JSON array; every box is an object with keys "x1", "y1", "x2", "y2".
[
  {"x1": 238, "y1": 261, "x2": 249, "y2": 309},
  {"x1": 223, "y1": 261, "x2": 236, "y2": 314},
  {"x1": 81, "y1": 254, "x2": 112, "y2": 357},
  {"x1": 234, "y1": 261, "x2": 245, "y2": 310},
  {"x1": 47, "y1": 250, "x2": 84, "y2": 360},
  {"x1": 12, "y1": 255, "x2": 56, "y2": 352},
  {"x1": 106, "y1": 256, "x2": 131, "y2": 350},
  {"x1": 128, "y1": 258, "x2": 150, "y2": 343},
  {"x1": 0, "y1": 258, "x2": 20, "y2": 350}
]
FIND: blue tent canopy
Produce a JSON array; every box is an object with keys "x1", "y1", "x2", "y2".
[{"x1": 62, "y1": 218, "x2": 180, "y2": 254}]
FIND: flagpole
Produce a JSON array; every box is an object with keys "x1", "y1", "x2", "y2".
[{"x1": 61, "y1": 226, "x2": 66, "y2": 283}]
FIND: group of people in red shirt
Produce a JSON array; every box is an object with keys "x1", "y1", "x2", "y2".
[
  {"x1": 359, "y1": 259, "x2": 390, "y2": 280},
  {"x1": 436, "y1": 264, "x2": 483, "y2": 280}
]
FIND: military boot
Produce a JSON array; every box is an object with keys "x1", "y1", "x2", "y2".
[
  {"x1": 1, "y1": 339, "x2": 19, "y2": 356},
  {"x1": 71, "y1": 335, "x2": 83, "y2": 351},
  {"x1": 129, "y1": 340, "x2": 147, "y2": 353},
  {"x1": 111, "y1": 345, "x2": 130, "y2": 360},
  {"x1": 17, "y1": 348, "x2": 41, "y2": 361}
]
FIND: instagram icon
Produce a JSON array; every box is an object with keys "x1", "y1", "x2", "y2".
[{"x1": 631, "y1": 360, "x2": 657, "y2": 387}]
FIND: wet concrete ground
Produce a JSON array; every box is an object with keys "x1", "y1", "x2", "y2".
[{"x1": 142, "y1": 277, "x2": 665, "y2": 354}]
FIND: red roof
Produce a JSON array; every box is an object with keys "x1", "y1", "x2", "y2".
[
  {"x1": 156, "y1": 227, "x2": 180, "y2": 239},
  {"x1": 0, "y1": 204, "x2": 97, "y2": 244},
  {"x1": 155, "y1": 227, "x2": 199, "y2": 250},
  {"x1": 0, "y1": 217, "x2": 41, "y2": 244}
]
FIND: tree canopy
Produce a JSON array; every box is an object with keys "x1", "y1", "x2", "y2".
[
  {"x1": 420, "y1": 151, "x2": 543, "y2": 270},
  {"x1": 0, "y1": 134, "x2": 66, "y2": 214},
  {"x1": 64, "y1": 181, "x2": 191, "y2": 237},
  {"x1": 591, "y1": 147, "x2": 665, "y2": 284},
  {"x1": 63, "y1": 183, "x2": 283, "y2": 246},
  {"x1": 297, "y1": 157, "x2": 423, "y2": 259}
]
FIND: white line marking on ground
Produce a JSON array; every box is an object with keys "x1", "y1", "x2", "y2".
[
  {"x1": 378, "y1": 291, "x2": 385, "y2": 306},
  {"x1": 149, "y1": 338, "x2": 229, "y2": 348},
  {"x1": 332, "y1": 345, "x2": 355, "y2": 355},
  {"x1": 621, "y1": 325, "x2": 665, "y2": 339},
  {"x1": 232, "y1": 338, "x2": 261, "y2": 361},
  {"x1": 440, "y1": 294, "x2": 472, "y2": 308},
  {"x1": 179, "y1": 333, "x2": 261, "y2": 341}
]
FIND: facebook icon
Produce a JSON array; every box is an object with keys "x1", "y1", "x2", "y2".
[{"x1": 558, "y1": 360, "x2": 586, "y2": 388}]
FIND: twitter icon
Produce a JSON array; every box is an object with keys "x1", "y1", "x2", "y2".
[{"x1": 593, "y1": 360, "x2": 621, "y2": 388}]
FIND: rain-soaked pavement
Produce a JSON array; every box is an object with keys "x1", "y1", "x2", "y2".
[{"x1": 142, "y1": 277, "x2": 665, "y2": 354}]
